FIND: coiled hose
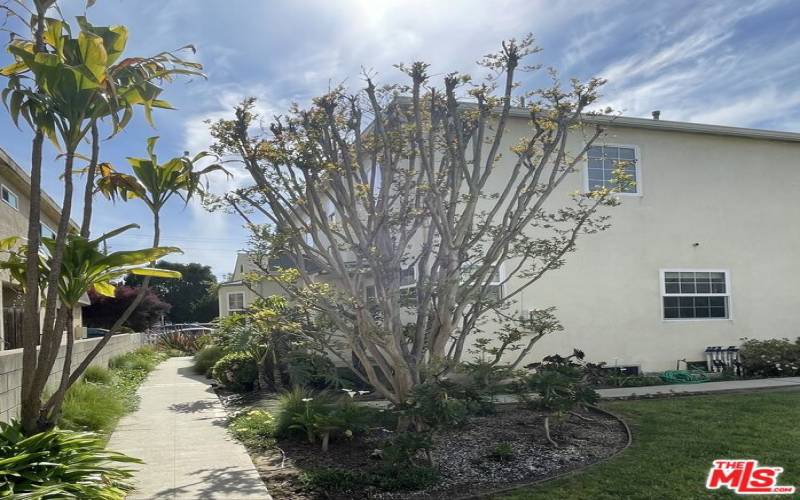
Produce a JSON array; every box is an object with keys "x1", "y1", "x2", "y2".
[{"x1": 660, "y1": 370, "x2": 710, "y2": 384}]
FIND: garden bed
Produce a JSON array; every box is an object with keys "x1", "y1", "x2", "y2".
[{"x1": 231, "y1": 402, "x2": 629, "y2": 499}]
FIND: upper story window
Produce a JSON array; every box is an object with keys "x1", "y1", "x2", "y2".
[
  {"x1": 228, "y1": 292, "x2": 245, "y2": 312},
  {"x1": 40, "y1": 223, "x2": 56, "y2": 240},
  {"x1": 661, "y1": 270, "x2": 730, "y2": 320},
  {"x1": 586, "y1": 145, "x2": 640, "y2": 195},
  {"x1": 399, "y1": 267, "x2": 416, "y2": 289},
  {"x1": 1, "y1": 185, "x2": 19, "y2": 210}
]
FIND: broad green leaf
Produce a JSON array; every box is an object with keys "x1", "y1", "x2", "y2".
[
  {"x1": 92, "y1": 281, "x2": 116, "y2": 297},
  {"x1": 128, "y1": 267, "x2": 182, "y2": 279}
]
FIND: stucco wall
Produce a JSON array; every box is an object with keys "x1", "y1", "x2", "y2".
[
  {"x1": 474, "y1": 120, "x2": 800, "y2": 371},
  {"x1": 0, "y1": 333, "x2": 144, "y2": 423}
]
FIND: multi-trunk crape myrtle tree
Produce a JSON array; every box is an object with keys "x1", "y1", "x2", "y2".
[{"x1": 209, "y1": 36, "x2": 630, "y2": 407}]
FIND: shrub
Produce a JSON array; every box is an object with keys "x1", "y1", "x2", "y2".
[
  {"x1": 284, "y1": 350, "x2": 341, "y2": 389},
  {"x1": 229, "y1": 410, "x2": 276, "y2": 449},
  {"x1": 157, "y1": 331, "x2": 200, "y2": 354},
  {"x1": 521, "y1": 350, "x2": 600, "y2": 413},
  {"x1": 194, "y1": 345, "x2": 226, "y2": 377},
  {"x1": 59, "y1": 381, "x2": 126, "y2": 433},
  {"x1": 409, "y1": 381, "x2": 470, "y2": 428},
  {"x1": 274, "y1": 387, "x2": 333, "y2": 437},
  {"x1": 83, "y1": 365, "x2": 113, "y2": 384},
  {"x1": 382, "y1": 431, "x2": 434, "y2": 466},
  {"x1": 212, "y1": 352, "x2": 258, "y2": 391},
  {"x1": 301, "y1": 465, "x2": 438, "y2": 493},
  {"x1": 740, "y1": 338, "x2": 800, "y2": 377},
  {"x1": 0, "y1": 421, "x2": 140, "y2": 498}
]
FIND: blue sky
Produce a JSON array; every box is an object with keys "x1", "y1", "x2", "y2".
[{"x1": 1, "y1": 0, "x2": 798, "y2": 278}]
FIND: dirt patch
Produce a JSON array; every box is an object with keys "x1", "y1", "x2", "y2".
[{"x1": 231, "y1": 402, "x2": 628, "y2": 499}]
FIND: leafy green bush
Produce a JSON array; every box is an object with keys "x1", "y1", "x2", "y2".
[
  {"x1": 520, "y1": 351, "x2": 600, "y2": 413},
  {"x1": 194, "y1": 345, "x2": 226, "y2": 377},
  {"x1": 229, "y1": 410, "x2": 276, "y2": 449},
  {"x1": 409, "y1": 381, "x2": 470, "y2": 428},
  {"x1": 212, "y1": 352, "x2": 258, "y2": 391},
  {"x1": 740, "y1": 338, "x2": 800, "y2": 377},
  {"x1": 274, "y1": 387, "x2": 333, "y2": 437},
  {"x1": 284, "y1": 350, "x2": 341, "y2": 389},
  {"x1": 383, "y1": 431, "x2": 434, "y2": 466},
  {"x1": 301, "y1": 465, "x2": 438, "y2": 493},
  {"x1": 82, "y1": 365, "x2": 113, "y2": 384},
  {"x1": 0, "y1": 420, "x2": 140, "y2": 499},
  {"x1": 60, "y1": 381, "x2": 126, "y2": 433}
]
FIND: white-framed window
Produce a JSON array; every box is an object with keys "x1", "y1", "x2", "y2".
[
  {"x1": 227, "y1": 292, "x2": 245, "y2": 312},
  {"x1": 461, "y1": 261, "x2": 504, "y2": 302},
  {"x1": 399, "y1": 267, "x2": 416, "y2": 289},
  {"x1": 586, "y1": 144, "x2": 640, "y2": 195},
  {"x1": 40, "y1": 223, "x2": 56, "y2": 240},
  {"x1": 661, "y1": 270, "x2": 730, "y2": 320},
  {"x1": 1, "y1": 185, "x2": 19, "y2": 210}
]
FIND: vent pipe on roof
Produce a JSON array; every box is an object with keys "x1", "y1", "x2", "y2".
[{"x1": 652, "y1": 110, "x2": 661, "y2": 120}]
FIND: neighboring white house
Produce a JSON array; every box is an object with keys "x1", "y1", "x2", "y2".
[{"x1": 219, "y1": 111, "x2": 800, "y2": 373}]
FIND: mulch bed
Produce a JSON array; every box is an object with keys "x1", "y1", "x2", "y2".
[{"x1": 224, "y1": 399, "x2": 629, "y2": 499}]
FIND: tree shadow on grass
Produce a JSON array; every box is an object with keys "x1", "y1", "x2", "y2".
[{"x1": 150, "y1": 465, "x2": 269, "y2": 499}]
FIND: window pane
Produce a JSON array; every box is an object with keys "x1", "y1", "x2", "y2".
[
  {"x1": 679, "y1": 297, "x2": 694, "y2": 308},
  {"x1": 664, "y1": 307, "x2": 679, "y2": 319},
  {"x1": 680, "y1": 282, "x2": 696, "y2": 293},
  {"x1": 696, "y1": 282, "x2": 710, "y2": 293},
  {"x1": 663, "y1": 296, "x2": 679, "y2": 307},
  {"x1": 603, "y1": 146, "x2": 619, "y2": 158},
  {"x1": 694, "y1": 296, "x2": 709, "y2": 307},
  {"x1": 711, "y1": 282, "x2": 726, "y2": 293},
  {"x1": 588, "y1": 158, "x2": 603, "y2": 169},
  {"x1": 665, "y1": 272, "x2": 679, "y2": 280},
  {"x1": 665, "y1": 283, "x2": 679, "y2": 293},
  {"x1": 587, "y1": 146, "x2": 602, "y2": 158},
  {"x1": 695, "y1": 307, "x2": 711, "y2": 318},
  {"x1": 679, "y1": 306, "x2": 695, "y2": 318},
  {"x1": 709, "y1": 297, "x2": 725, "y2": 307},
  {"x1": 710, "y1": 307, "x2": 727, "y2": 318},
  {"x1": 618, "y1": 147, "x2": 635, "y2": 160}
]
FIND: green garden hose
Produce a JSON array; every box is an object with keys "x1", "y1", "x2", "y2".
[{"x1": 660, "y1": 370, "x2": 710, "y2": 384}]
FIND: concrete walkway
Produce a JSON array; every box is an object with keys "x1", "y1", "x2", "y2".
[
  {"x1": 595, "y1": 376, "x2": 800, "y2": 399},
  {"x1": 108, "y1": 357, "x2": 270, "y2": 500}
]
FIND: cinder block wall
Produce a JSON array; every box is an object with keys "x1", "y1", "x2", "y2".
[{"x1": 0, "y1": 333, "x2": 144, "y2": 423}]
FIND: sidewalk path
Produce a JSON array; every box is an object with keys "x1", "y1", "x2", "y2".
[
  {"x1": 594, "y1": 376, "x2": 800, "y2": 399},
  {"x1": 108, "y1": 357, "x2": 270, "y2": 499}
]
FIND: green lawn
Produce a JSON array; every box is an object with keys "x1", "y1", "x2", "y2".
[{"x1": 499, "y1": 388, "x2": 800, "y2": 499}]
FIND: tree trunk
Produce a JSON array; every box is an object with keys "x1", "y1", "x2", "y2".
[
  {"x1": 41, "y1": 307, "x2": 74, "y2": 427},
  {"x1": 256, "y1": 352, "x2": 270, "y2": 391},
  {"x1": 20, "y1": 129, "x2": 44, "y2": 435},
  {"x1": 80, "y1": 122, "x2": 100, "y2": 238},
  {"x1": 20, "y1": 5, "x2": 49, "y2": 435},
  {"x1": 271, "y1": 348, "x2": 284, "y2": 392}
]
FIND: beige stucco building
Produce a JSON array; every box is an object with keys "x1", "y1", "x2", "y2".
[
  {"x1": 219, "y1": 112, "x2": 800, "y2": 373},
  {"x1": 0, "y1": 148, "x2": 87, "y2": 351}
]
